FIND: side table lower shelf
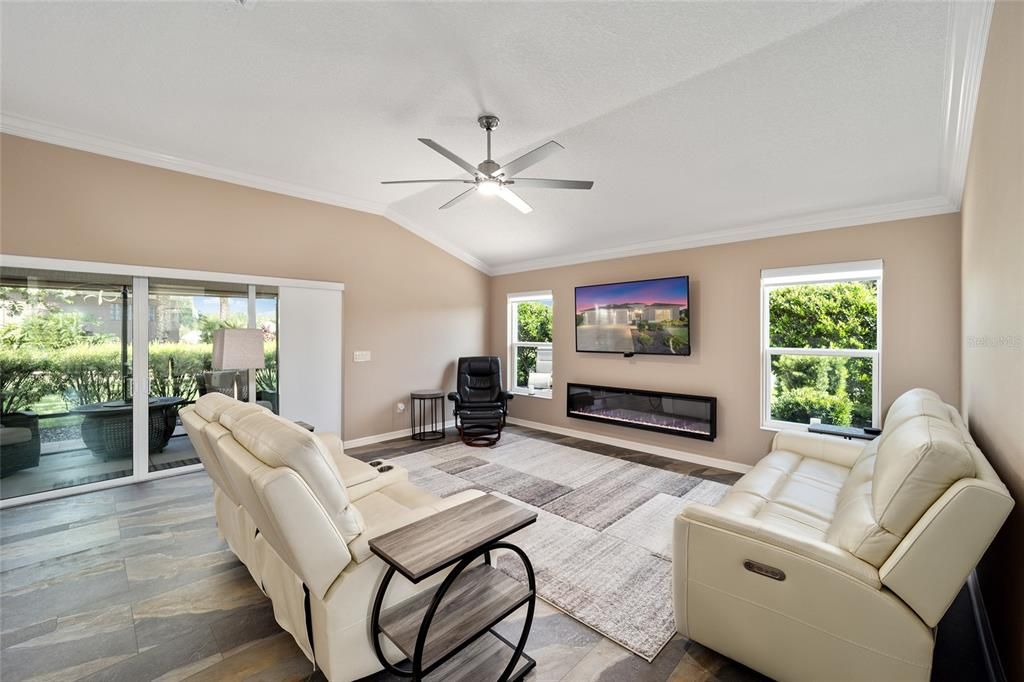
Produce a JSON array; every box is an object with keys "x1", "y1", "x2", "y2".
[
  {"x1": 372, "y1": 558, "x2": 536, "y2": 681},
  {"x1": 378, "y1": 563, "x2": 532, "y2": 670},
  {"x1": 368, "y1": 494, "x2": 539, "y2": 681},
  {"x1": 428, "y1": 630, "x2": 535, "y2": 682}
]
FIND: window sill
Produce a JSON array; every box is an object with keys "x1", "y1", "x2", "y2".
[
  {"x1": 760, "y1": 421, "x2": 808, "y2": 433},
  {"x1": 511, "y1": 389, "x2": 553, "y2": 400}
]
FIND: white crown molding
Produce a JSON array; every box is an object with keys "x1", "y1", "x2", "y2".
[
  {"x1": 0, "y1": 113, "x2": 387, "y2": 215},
  {"x1": 0, "y1": 114, "x2": 494, "y2": 276},
  {"x1": 506, "y1": 416, "x2": 752, "y2": 474},
  {"x1": 938, "y1": 0, "x2": 994, "y2": 209},
  {"x1": 489, "y1": 195, "x2": 957, "y2": 276},
  {"x1": 0, "y1": 1, "x2": 992, "y2": 277}
]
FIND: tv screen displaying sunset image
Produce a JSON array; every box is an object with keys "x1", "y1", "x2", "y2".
[{"x1": 575, "y1": 276, "x2": 690, "y2": 355}]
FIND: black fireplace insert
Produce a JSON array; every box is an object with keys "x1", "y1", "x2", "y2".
[{"x1": 566, "y1": 382, "x2": 716, "y2": 441}]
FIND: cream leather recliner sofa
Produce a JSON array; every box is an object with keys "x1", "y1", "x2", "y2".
[
  {"x1": 180, "y1": 393, "x2": 484, "y2": 682},
  {"x1": 674, "y1": 388, "x2": 1013, "y2": 681}
]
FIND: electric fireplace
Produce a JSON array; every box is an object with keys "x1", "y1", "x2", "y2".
[{"x1": 566, "y1": 382, "x2": 716, "y2": 441}]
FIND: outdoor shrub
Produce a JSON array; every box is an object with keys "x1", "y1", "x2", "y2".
[
  {"x1": 49, "y1": 342, "x2": 125, "y2": 406},
  {"x1": 772, "y1": 387, "x2": 853, "y2": 426},
  {"x1": 2, "y1": 340, "x2": 279, "y2": 410},
  {"x1": 149, "y1": 343, "x2": 213, "y2": 401},
  {"x1": 0, "y1": 346, "x2": 52, "y2": 413}
]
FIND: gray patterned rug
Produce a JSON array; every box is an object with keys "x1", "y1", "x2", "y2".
[{"x1": 389, "y1": 433, "x2": 730, "y2": 661}]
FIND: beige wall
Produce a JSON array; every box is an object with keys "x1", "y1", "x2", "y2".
[
  {"x1": 490, "y1": 214, "x2": 961, "y2": 468},
  {"x1": 0, "y1": 134, "x2": 489, "y2": 441},
  {"x1": 961, "y1": 2, "x2": 1024, "y2": 678}
]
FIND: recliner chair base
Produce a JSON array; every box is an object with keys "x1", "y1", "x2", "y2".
[{"x1": 458, "y1": 422, "x2": 502, "y2": 447}]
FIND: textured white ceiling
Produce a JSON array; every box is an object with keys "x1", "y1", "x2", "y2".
[{"x1": 0, "y1": 1, "x2": 986, "y2": 273}]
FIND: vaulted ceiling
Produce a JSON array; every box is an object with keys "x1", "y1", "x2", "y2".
[{"x1": 0, "y1": 1, "x2": 992, "y2": 274}]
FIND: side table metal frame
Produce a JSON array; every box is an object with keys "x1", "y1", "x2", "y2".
[
  {"x1": 370, "y1": 543, "x2": 537, "y2": 681},
  {"x1": 410, "y1": 392, "x2": 446, "y2": 441}
]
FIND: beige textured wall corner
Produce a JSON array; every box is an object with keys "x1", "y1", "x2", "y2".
[
  {"x1": 0, "y1": 134, "x2": 489, "y2": 441},
  {"x1": 490, "y1": 214, "x2": 961, "y2": 468},
  {"x1": 961, "y1": 1, "x2": 1024, "y2": 677}
]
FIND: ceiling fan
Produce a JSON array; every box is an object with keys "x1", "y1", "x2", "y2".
[{"x1": 382, "y1": 115, "x2": 593, "y2": 214}]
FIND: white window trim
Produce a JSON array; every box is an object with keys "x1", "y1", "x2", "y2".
[
  {"x1": 508, "y1": 291, "x2": 553, "y2": 399},
  {"x1": 760, "y1": 260, "x2": 883, "y2": 431}
]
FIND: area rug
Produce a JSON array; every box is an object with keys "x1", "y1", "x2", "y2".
[{"x1": 387, "y1": 433, "x2": 731, "y2": 661}]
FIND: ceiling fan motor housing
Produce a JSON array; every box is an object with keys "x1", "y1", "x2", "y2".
[
  {"x1": 477, "y1": 114, "x2": 500, "y2": 130},
  {"x1": 477, "y1": 159, "x2": 500, "y2": 176}
]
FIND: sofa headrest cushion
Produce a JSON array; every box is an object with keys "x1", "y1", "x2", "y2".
[
  {"x1": 219, "y1": 403, "x2": 269, "y2": 430},
  {"x1": 872, "y1": 415, "x2": 975, "y2": 537},
  {"x1": 194, "y1": 392, "x2": 238, "y2": 422},
  {"x1": 226, "y1": 410, "x2": 366, "y2": 542},
  {"x1": 882, "y1": 388, "x2": 950, "y2": 435}
]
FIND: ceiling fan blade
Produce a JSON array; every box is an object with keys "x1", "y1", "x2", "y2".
[
  {"x1": 381, "y1": 179, "x2": 473, "y2": 185},
  {"x1": 497, "y1": 187, "x2": 533, "y2": 214},
  {"x1": 418, "y1": 138, "x2": 481, "y2": 177},
  {"x1": 439, "y1": 187, "x2": 476, "y2": 210},
  {"x1": 493, "y1": 140, "x2": 564, "y2": 178},
  {"x1": 508, "y1": 178, "x2": 594, "y2": 190}
]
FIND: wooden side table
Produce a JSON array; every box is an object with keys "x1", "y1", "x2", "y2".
[
  {"x1": 410, "y1": 390, "x2": 445, "y2": 441},
  {"x1": 368, "y1": 494, "x2": 538, "y2": 681}
]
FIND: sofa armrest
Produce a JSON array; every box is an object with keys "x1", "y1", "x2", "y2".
[
  {"x1": 680, "y1": 503, "x2": 880, "y2": 587},
  {"x1": 347, "y1": 506, "x2": 438, "y2": 564},
  {"x1": 879, "y1": 478, "x2": 1013, "y2": 627},
  {"x1": 771, "y1": 429, "x2": 866, "y2": 468},
  {"x1": 674, "y1": 504, "x2": 933, "y2": 678}
]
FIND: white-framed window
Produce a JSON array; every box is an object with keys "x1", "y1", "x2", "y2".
[
  {"x1": 508, "y1": 291, "x2": 553, "y2": 398},
  {"x1": 760, "y1": 260, "x2": 882, "y2": 430}
]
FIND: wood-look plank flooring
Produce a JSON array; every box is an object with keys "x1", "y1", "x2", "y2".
[{"x1": 0, "y1": 424, "x2": 985, "y2": 681}]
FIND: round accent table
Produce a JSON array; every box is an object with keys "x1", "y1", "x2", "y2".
[
  {"x1": 72, "y1": 396, "x2": 186, "y2": 460},
  {"x1": 410, "y1": 390, "x2": 445, "y2": 441}
]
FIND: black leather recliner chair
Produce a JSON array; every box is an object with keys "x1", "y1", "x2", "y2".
[{"x1": 447, "y1": 356, "x2": 514, "y2": 446}]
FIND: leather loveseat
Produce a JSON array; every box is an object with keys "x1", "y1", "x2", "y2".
[
  {"x1": 673, "y1": 388, "x2": 1013, "y2": 681},
  {"x1": 180, "y1": 393, "x2": 484, "y2": 681}
]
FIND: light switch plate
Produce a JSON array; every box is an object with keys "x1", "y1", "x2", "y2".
[{"x1": 353, "y1": 350, "x2": 371, "y2": 362}]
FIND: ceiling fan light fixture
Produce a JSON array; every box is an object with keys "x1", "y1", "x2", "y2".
[
  {"x1": 382, "y1": 114, "x2": 593, "y2": 213},
  {"x1": 477, "y1": 179, "x2": 501, "y2": 196}
]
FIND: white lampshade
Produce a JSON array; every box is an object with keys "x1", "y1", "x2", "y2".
[{"x1": 212, "y1": 328, "x2": 266, "y2": 370}]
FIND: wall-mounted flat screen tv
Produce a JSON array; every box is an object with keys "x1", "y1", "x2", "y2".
[{"x1": 575, "y1": 275, "x2": 690, "y2": 355}]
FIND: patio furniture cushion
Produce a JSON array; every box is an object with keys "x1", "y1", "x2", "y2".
[{"x1": 0, "y1": 425, "x2": 32, "y2": 446}]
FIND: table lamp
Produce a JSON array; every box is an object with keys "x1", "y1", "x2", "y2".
[{"x1": 212, "y1": 328, "x2": 266, "y2": 401}]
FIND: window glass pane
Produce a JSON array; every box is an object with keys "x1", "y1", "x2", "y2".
[
  {"x1": 768, "y1": 281, "x2": 877, "y2": 350},
  {"x1": 147, "y1": 280, "x2": 248, "y2": 472},
  {"x1": 0, "y1": 269, "x2": 133, "y2": 499},
  {"x1": 770, "y1": 353, "x2": 873, "y2": 427},
  {"x1": 514, "y1": 346, "x2": 536, "y2": 389},
  {"x1": 515, "y1": 299, "x2": 552, "y2": 343},
  {"x1": 255, "y1": 288, "x2": 279, "y2": 414},
  {"x1": 514, "y1": 345, "x2": 552, "y2": 395}
]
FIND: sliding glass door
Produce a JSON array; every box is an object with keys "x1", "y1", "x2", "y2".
[
  {"x1": 1, "y1": 265, "x2": 284, "y2": 505},
  {"x1": 147, "y1": 279, "x2": 250, "y2": 472},
  {"x1": 0, "y1": 268, "x2": 135, "y2": 500}
]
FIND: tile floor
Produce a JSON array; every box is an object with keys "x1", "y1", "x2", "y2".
[{"x1": 0, "y1": 425, "x2": 983, "y2": 681}]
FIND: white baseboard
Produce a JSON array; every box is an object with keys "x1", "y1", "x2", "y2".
[
  {"x1": 506, "y1": 417, "x2": 752, "y2": 474},
  {"x1": 344, "y1": 415, "x2": 753, "y2": 474},
  {"x1": 343, "y1": 420, "x2": 457, "y2": 449}
]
